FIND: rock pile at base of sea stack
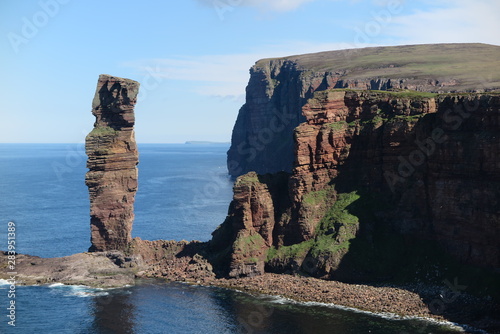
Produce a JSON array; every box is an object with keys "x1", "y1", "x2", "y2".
[{"x1": 85, "y1": 74, "x2": 140, "y2": 252}]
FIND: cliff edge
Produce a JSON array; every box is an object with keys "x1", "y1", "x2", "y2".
[{"x1": 228, "y1": 43, "x2": 500, "y2": 177}]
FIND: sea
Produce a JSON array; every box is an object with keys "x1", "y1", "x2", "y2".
[{"x1": 0, "y1": 143, "x2": 474, "y2": 333}]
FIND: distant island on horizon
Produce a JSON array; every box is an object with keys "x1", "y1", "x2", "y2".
[{"x1": 184, "y1": 141, "x2": 230, "y2": 145}]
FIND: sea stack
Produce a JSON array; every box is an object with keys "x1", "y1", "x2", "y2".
[{"x1": 85, "y1": 74, "x2": 140, "y2": 252}]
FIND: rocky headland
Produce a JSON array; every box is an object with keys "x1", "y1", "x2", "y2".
[
  {"x1": 2, "y1": 44, "x2": 500, "y2": 333},
  {"x1": 227, "y1": 43, "x2": 500, "y2": 177}
]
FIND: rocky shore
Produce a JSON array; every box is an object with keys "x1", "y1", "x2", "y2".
[
  {"x1": 4, "y1": 69, "x2": 499, "y2": 333},
  {"x1": 5, "y1": 247, "x2": 497, "y2": 333},
  {"x1": 138, "y1": 253, "x2": 500, "y2": 333}
]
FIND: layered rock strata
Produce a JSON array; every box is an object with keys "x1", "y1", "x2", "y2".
[
  {"x1": 228, "y1": 43, "x2": 500, "y2": 177},
  {"x1": 85, "y1": 74, "x2": 140, "y2": 252},
  {"x1": 210, "y1": 172, "x2": 291, "y2": 277},
  {"x1": 215, "y1": 90, "x2": 500, "y2": 281}
]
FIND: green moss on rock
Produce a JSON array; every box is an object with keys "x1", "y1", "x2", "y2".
[{"x1": 87, "y1": 126, "x2": 118, "y2": 138}]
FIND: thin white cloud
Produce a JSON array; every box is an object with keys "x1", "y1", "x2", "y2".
[
  {"x1": 389, "y1": 0, "x2": 500, "y2": 45},
  {"x1": 128, "y1": 1, "x2": 500, "y2": 102},
  {"x1": 244, "y1": 0, "x2": 316, "y2": 11},
  {"x1": 195, "y1": 0, "x2": 315, "y2": 12}
]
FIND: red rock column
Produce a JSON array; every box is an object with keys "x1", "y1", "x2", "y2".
[{"x1": 85, "y1": 74, "x2": 140, "y2": 252}]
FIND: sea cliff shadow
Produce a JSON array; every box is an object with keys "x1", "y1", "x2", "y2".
[{"x1": 323, "y1": 114, "x2": 500, "y2": 331}]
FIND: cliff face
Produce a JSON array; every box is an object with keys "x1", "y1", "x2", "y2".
[
  {"x1": 86, "y1": 74, "x2": 140, "y2": 252},
  {"x1": 289, "y1": 91, "x2": 500, "y2": 274},
  {"x1": 211, "y1": 172, "x2": 291, "y2": 277},
  {"x1": 215, "y1": 90, "x2": 500, "y2": 280},
  {"x1": 228, "y1": 43, "x2": 500, "y2": 177}
]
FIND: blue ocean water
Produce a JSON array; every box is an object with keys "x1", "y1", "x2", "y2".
[{"x1": 0, "y1": 144, "x2": 467, "y2": 333}]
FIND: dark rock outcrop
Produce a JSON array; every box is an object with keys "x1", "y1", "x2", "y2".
[
  {"x1": 228, "y1": 43, "x2": 500, "y2": 177},
  {"x1": 85, "y1": 74, "x2": 140, "y2": 252}
]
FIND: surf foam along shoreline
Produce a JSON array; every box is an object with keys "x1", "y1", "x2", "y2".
[{"x1": 181, "y1": 282, "x2": 483, "y2": 333}]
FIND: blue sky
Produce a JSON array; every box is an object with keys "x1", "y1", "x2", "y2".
[{"x1": 1, "y1": 0, "x2": 499, "y2": 143}]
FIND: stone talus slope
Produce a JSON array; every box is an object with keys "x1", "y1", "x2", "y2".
[
  {"x1": 228, "y1": 43, "x2": 500, "y2": 177},
  {"x1": 86, "y1": 74, "x2": 140, "y2": 252},
  {"x1": 214, "y1": 90, "x2": 500, "y2": 279}
]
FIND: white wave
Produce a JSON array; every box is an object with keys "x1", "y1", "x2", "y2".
[
  {"x1": 47, "y1": 283, "x2": 112, "y2": 297},
  {"x1": 259, "y1": 294, "x2": 473, "y2": 332},
  {"x1": 0, "y1": 279, "x2": 12, "y2": 286},
  {"x1": 68, "y1": 290, "x2": 109, "y2": 298}
]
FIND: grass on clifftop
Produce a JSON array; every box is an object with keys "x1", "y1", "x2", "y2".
[
  {"x1": 322, "y1": 88, "x2": 438, "y2": 99},
  {"x1": 369, "y1": 90, "x2": 438, "y2": 99},
  {"x1": 256, "y1": 43, "x2": 500, "y2": 91}
]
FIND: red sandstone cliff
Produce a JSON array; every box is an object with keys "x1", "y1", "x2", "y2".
[
  {"x1": 86, "y1": 74, "x2": 140, "y2": 252},
  {"x1": 214, "y1": 90, "x2": 500, "y2": 282},
  {"x1": 227, "y1": 43, "x2": 500, "y2": 177}
]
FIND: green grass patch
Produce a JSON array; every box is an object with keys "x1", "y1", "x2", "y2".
[
  {"x1": 302, "y1": 188, "x2": 330, "y2": 206},
  {"x1": 329, "y1": 121, "x2": 347, "y2": 131},
  {"x1": 267, "y1": 239, "x2": 314, "y2": 262},
  {"x1": 268, "y1": 191, "x2": 360, "y2": 264},
  {"x1": 235, "y1": 233, "x2": 265, "y2": 252},
  {"x1": 390, "y1": 114, "x2": 425, "y2": 122},
  {"x1": 236, "y1": 173, "x2": 260, "y2": 186},
  {"x1": 317, "y1": 191, "x2": 360, "y2": 233},
  {"x1": 309, "y1": 236, "x2": 351, "y2": 258},
  {"x1": 368, "y1": 90, "x2": 438, "y2": 99},
  {"x1": 87, "y1": 126, "x2": 118, "y2": 138},
  {"x1": 233, "y1": 232, "x2": 267, "y2": 265}
]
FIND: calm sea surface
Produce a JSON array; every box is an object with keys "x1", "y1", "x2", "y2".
[{"x1": 0, "y1": 144, "x2": 468, "y2": 333}]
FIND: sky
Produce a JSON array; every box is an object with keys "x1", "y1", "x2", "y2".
[{"x1": 1, "y1": 0, "x2": 499, "y2": 143}]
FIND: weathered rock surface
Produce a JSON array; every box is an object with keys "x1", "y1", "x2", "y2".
[
  {"x1": 296, "y1": 91, "x2": 500, "y2": 272},
  {"x1": 228, "y1": 43, "x2": 500, "y2": 177},
  {"x1": 0, "y1": 251, "x2": 139, "y2": 288},
  {"x1": 210, "y1": 172, "x2": 290, "y2": 277},
  {"x1": 128, "y1": 238, "x2": 216, "y2": 283},
  {"x1": 0, "y1": 239, "x2": 216, "y2": 287},
  {"x1": 86, "y1": 74, "x2": 140, "y2": 252},
  {"x1": 217, "y1": 90, "x2": 500, "y2": 283}
]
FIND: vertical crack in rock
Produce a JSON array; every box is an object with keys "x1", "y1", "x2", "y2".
[{"x1": 85, "y1": 74, "x2": 140, "y2": 252}]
